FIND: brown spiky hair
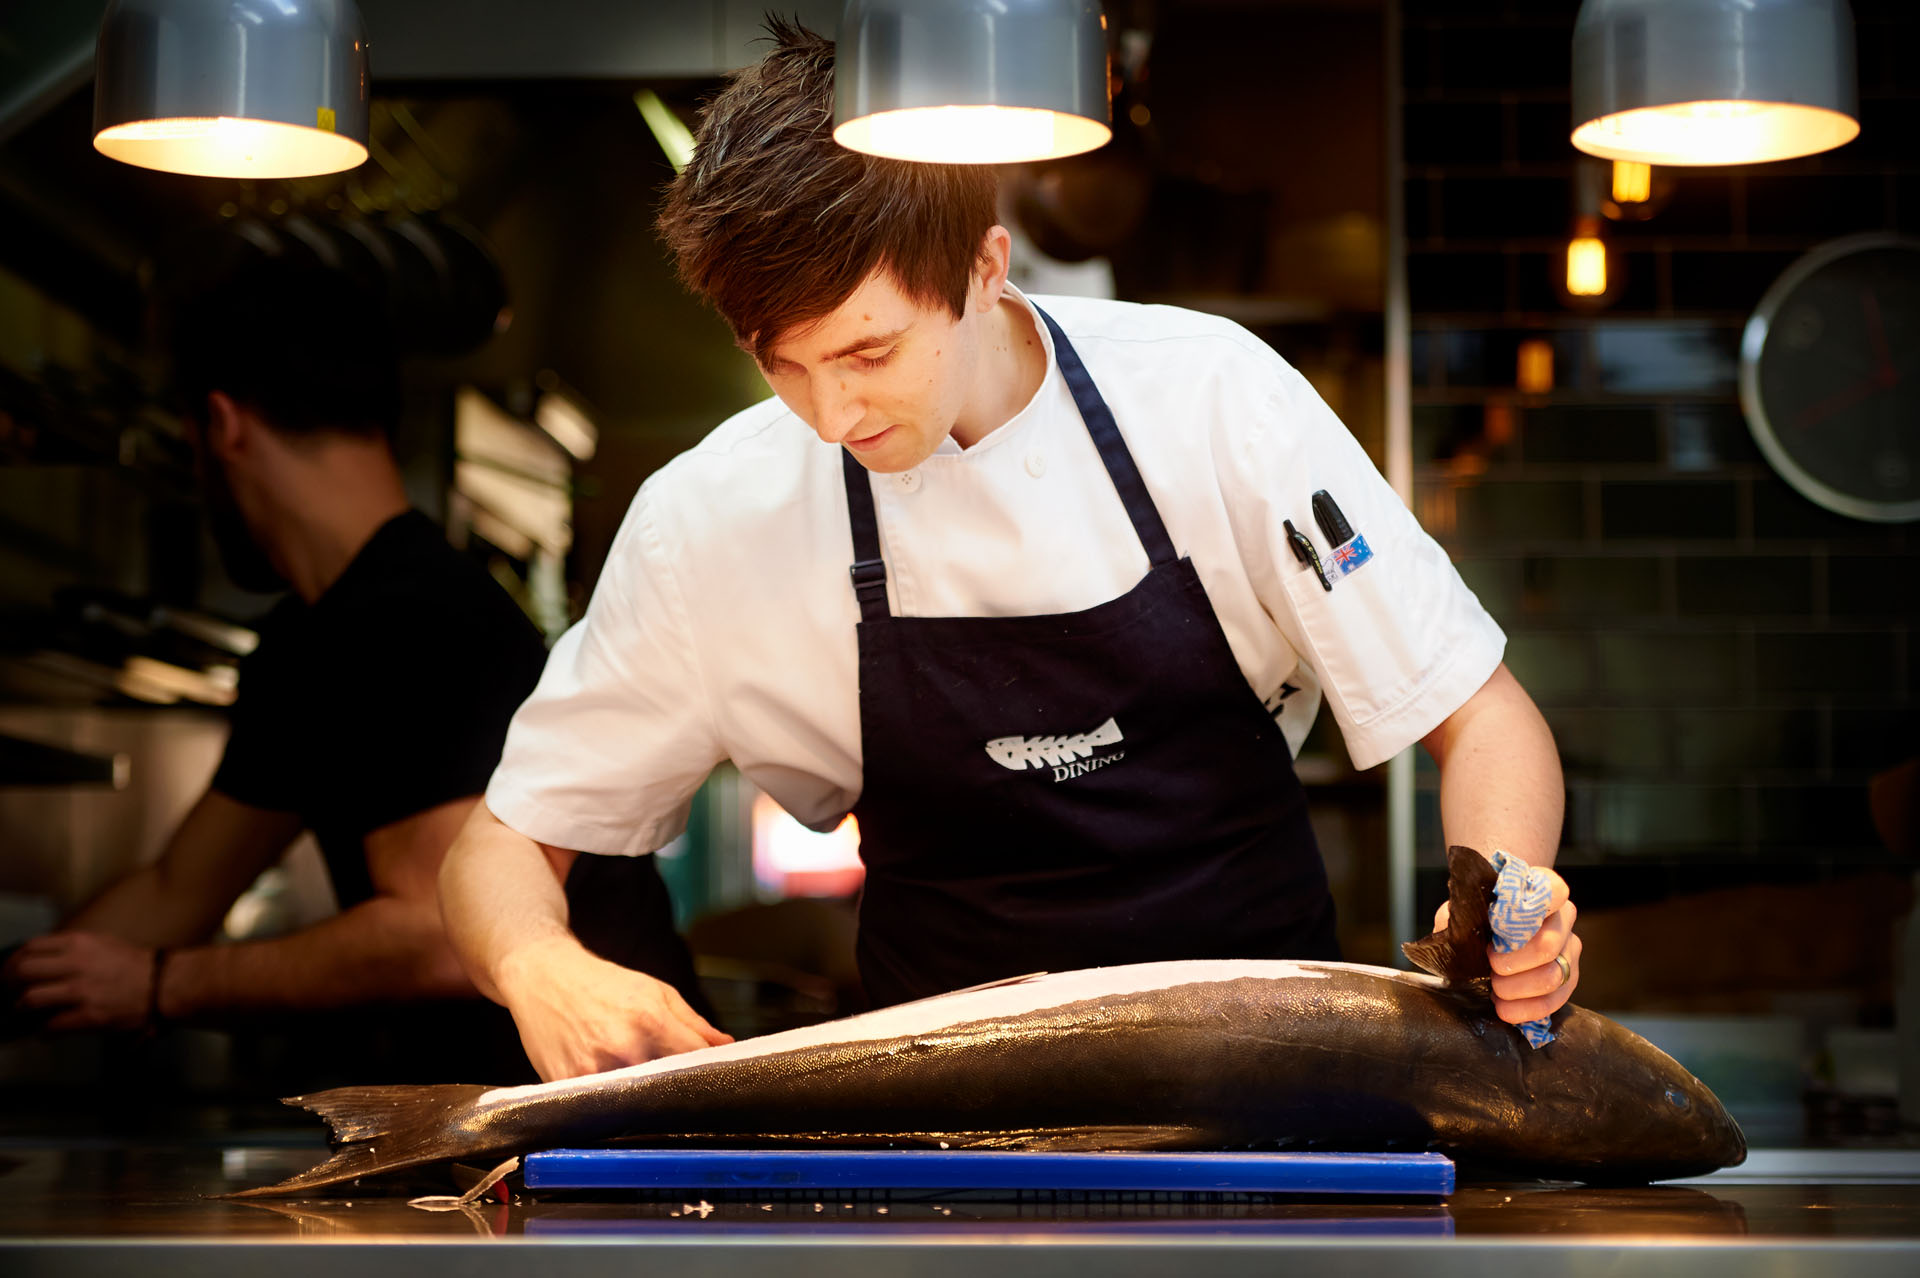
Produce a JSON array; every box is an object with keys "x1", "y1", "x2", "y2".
[{"x1": 656, "y1": 16, "x2": 999, "y2": 362}]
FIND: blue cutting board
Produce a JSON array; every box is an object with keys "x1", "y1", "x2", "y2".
[{"x1": 522, "y1": 1149, "x2": 1454, "y2": 1196}]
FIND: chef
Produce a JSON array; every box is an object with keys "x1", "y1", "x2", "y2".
[{"x1": 439, "y1": 19, "x2": 1578, "y2": 1082}]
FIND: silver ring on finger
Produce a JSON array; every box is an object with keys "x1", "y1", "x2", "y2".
[{"x1": 1553, "y1": 952, "x2": 1572, "y2": 989}]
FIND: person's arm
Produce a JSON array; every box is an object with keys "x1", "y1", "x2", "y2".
[
  {"x1": 440, "y1": 801, "x2": 730, "y2": 1081},
  {"x1": 6, "y1": 793, "x2": 488, "y2": 1030},
  {"x1": 3, "y1": 790, "x2": 298, "y2": 1029},
  {"x1": 144, "y1": 795, "x2": 482, "y2": 1021},
  {"x1": 68, "y1": 789, "x2": 303, "y2": 942},
  {"x1": 1420, "y1": 662, "x2": 1580, "y2": 1025}
]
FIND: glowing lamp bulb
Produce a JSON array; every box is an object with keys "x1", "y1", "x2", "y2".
[
  {"x1": 834, "y1": 105, "x2": 1110, "y2": 165},
  {"x1": 1567, "y1": 237, "x2": 1608, "y2": 298},
  {"x1": 93, "y1": 115, "x2": 367, "y2": 180},
  {"x1": 1572, "y1": 100, "x2": 1858, "y2": 167},
  {"x1": 1611, "y1": 161, "x2": 1652, "y2": 205}
]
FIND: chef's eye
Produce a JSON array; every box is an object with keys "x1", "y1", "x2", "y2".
[{"x1": 851, "y1": 348, "x2": 897, "y2": 370}]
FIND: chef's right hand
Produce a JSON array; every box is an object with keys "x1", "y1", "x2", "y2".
[{"x1": 495, "y1": 934, "x2": 732, "y2": 1080}]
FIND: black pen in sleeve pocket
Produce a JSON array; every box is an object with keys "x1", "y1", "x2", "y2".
[
  {"x1": 1310, "y1": 489, "x2": 1375, "y2": 582},
  {"x1": 1283, "y1": 519, "x2": 1333, "y2": 592}
]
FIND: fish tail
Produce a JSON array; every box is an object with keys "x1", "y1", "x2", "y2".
[{"x1": 227, "y1": 1083, "x2": 499, "y2": 1198}]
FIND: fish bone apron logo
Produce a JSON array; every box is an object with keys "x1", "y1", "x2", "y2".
[{"x1": 985, "y1": 717, "x2": 1126, "y2": 783}]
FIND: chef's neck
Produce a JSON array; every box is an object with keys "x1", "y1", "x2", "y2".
[
  {"x1": 950, "y1": 293, "x2": 1049, "y2": 451},
  {"x1": 254, "y1": 433, "x2": 412, "y2": 604}
]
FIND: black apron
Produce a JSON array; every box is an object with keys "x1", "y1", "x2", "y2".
[{"x1": 844, "y1": 305, "x2": 1338, "y2": 1008}]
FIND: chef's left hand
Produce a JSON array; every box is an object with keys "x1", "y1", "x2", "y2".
[
  {"x1": 3, "y1": 932, "x2": 156, "y2": 1032},
  {"x1": 1431, "y1": 870, "x2": 1581, "y2": 1025}
]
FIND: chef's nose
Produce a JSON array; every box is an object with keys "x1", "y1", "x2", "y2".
[{"x1": 811, "y1": 375, "x2": 864, "y2": 445}]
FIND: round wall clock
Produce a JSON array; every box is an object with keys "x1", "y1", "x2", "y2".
[{"x1": 1739, "y1": 233, "x2": 1920, "y2": 523}]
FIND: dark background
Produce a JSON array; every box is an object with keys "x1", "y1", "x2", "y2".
[
  {"x1": 0, "y1": 2, "x2": 1914, "y2": 1091},
  {"x1": 1401, "y1": 0, "x2": 1918, "y2": 1016}
]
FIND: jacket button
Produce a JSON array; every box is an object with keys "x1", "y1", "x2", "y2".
[
  {"x1": 1025, "y1": 451, "x2": 1046, "y2": 478},
  {"x1": 899, "y1": 470, "x2": 922, "y2": 493}
]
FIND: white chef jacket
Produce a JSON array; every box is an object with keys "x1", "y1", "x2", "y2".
[{"x1": 486, "y1": 290, "x2": 1505, "y2": 857}]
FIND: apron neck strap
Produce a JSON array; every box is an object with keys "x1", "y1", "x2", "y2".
[
  {"x1": 843, "y1": 446, "x2": 891, "y2": 622},
  {"x1": 842, "y1": 302, "x2": 1178, "y2": 622},
  {"x1": 1034, "y1": 306, "x2": 1177, "y2": 569}
]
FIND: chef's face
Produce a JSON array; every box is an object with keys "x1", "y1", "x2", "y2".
[{"x1": 756, "y1": 266, "x2": 989, "y2": 474}]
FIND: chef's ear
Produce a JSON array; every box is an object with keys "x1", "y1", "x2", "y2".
[{"x1": 972, "y1": 225, "x2": 1014, "y2": 312}]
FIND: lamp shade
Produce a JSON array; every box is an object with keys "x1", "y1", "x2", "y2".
[
  {"x1": 1572, "y1": 0, "x2": 1858, "y2": 166},
  {"x1": 94, "y1": 0, "x2": 369, "y2": 179},
  {"x1": 834, "y1": 0, "x2": 1111, "y2": 164}
]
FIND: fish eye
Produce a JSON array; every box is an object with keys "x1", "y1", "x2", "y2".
[{"x1": 1664, "y1": 1087, "x2": 1691, "y2": 1110}]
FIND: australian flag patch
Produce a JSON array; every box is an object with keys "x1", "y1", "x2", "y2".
[{"x1": 1329, "y1": 534, "x2": 1374, "y2": 581}]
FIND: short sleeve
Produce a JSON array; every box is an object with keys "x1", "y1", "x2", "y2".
[
  {"x1": 485, "y1": 484, "x2": 727, "y2": 856},
  {"x1": 1216, "y1": 347, "x2": 1504, "y2": 771},
  {"x1": 341, "y1": 597, "x2": 549, "y2": 836}
]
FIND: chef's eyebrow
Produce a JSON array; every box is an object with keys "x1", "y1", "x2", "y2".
[
  {"x1": 823, "y1": 327, "x2": 909, "y2": 361},
  {"x1": 760, "y1": 326, "x2": 910, "y2": 369}
]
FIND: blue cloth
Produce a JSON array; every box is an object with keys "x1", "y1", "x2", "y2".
[{"x1": 1488, "y1": 849, "x2": 1556, "y2": 1048}]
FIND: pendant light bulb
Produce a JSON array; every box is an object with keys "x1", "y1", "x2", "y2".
[
  {"x1": 834, "y1": 0, "x2": 1112, "y2": 165},
  {"x1": 1610, "y1": 161, "x2": 1652, "y2": 205},
  {"x1": 93, "y1": 0, "x2": 370, "y2": 179},
  {"x1": 1572, "y1": 0, "x2": 1858, "y2": 166},
  {"x1": 1567, "y1": 236, "x2": 1609, "y2": 298}
]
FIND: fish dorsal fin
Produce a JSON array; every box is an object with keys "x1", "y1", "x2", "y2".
[{"x1": 1400, "y1": 844, "x2": 1496, "y2": 993}]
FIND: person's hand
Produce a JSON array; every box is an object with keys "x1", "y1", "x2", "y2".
[
  {"x1": 1430, "y1": 868, "x2": 1581, "y2": 1026},
  {"x1": 3, "y1": 932, "x2": 157, "y2": 1032},
  {"x1": 495, "y1": 935, "x2": 732, "y2": 1081}
]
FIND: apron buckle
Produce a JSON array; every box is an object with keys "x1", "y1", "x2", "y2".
[{"x1": 849, "y1": 558, "x2": 890, "y2": 613}]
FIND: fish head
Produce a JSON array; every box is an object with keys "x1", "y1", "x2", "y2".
[{"x1": 1520, "y1": 1006, "x2": 1747, "y2": 1182}]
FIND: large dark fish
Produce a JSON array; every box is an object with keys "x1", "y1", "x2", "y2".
[{"x1": 239, "y1": 847, "x2": 1744, "y2": 1197}]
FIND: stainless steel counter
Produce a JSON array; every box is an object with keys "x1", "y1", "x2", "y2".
[{"x1": 2, "y1": 1138, "x2": 1917, "y2": 1277}]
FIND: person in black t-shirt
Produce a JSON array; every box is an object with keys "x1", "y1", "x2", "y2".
[{"x1": 2, "y1": 257, "x2": 718, "y2": 1082}]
